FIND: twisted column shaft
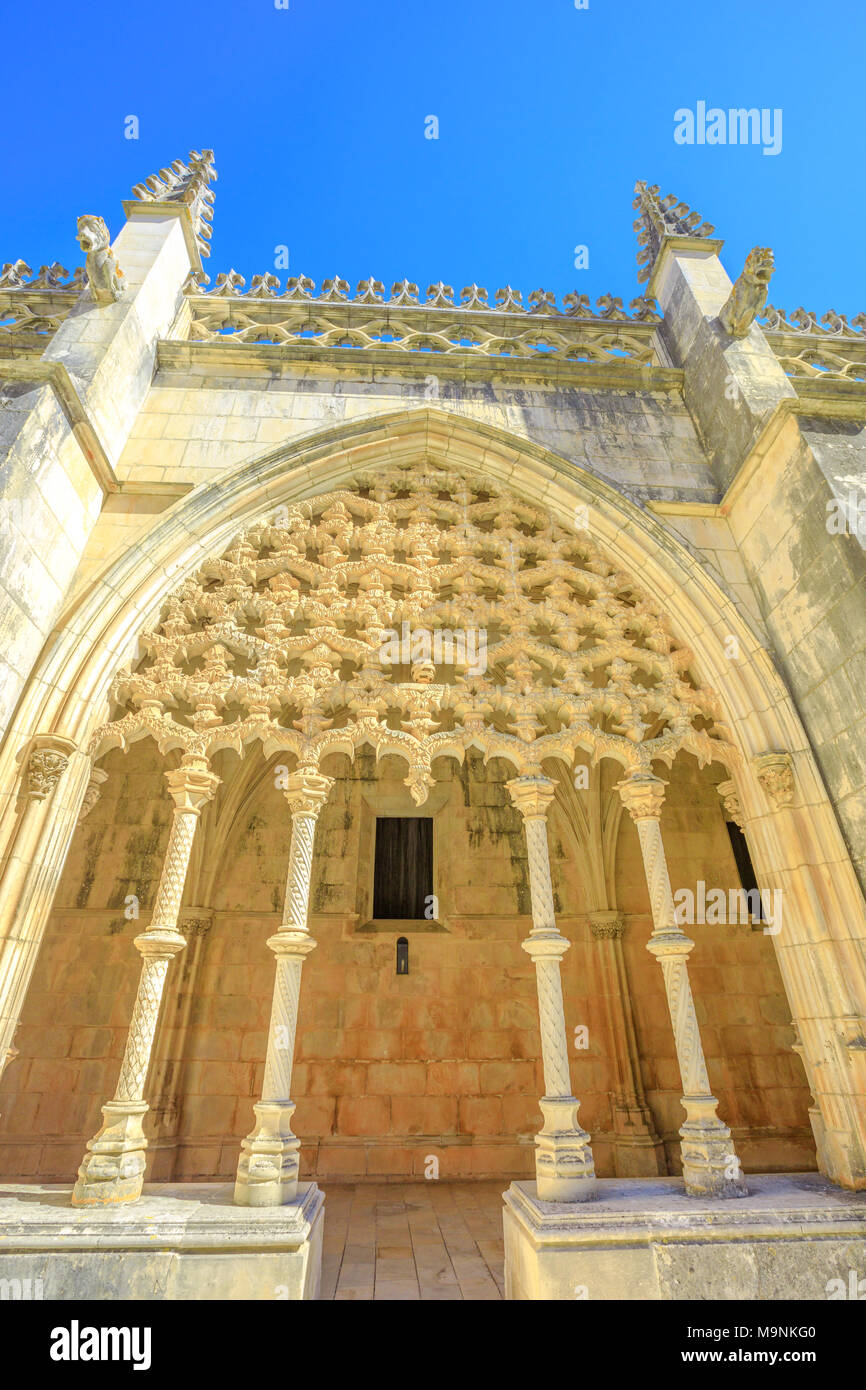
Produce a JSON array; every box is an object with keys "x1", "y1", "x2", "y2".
[
  {"x1": 507, "y1": 774, "x2": 596, "y2": 1201},
  {"x1": 616, "y1": 772, "x2": 746, "y2": 1197},
  {"x1": 71, "y1": 758, "x2": 218, "y2": 1207},
  {"x1": 234, "y1": 769, "x2": 333, "y2": 1207}
]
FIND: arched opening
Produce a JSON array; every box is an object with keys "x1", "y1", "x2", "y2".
[{"x1": 0, "y1": 453, "x2": 816, "y2": 1190}]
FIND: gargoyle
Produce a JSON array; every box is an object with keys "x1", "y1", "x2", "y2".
[
  {"x1": 719, "y1": 247, "x2": 774, "y2": 339},
  {"x1": 76, "y1": 215, "x2": 125, "y2": 304}
]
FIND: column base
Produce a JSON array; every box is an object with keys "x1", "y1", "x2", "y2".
[
  {"x1": 680, "y1": 1099, "x2": 748, "y2": 1198},
  {"x1": 535, "y1": 1096, "x2": 597, "y2": 1202},
  {"x1": 234, "y1": 1100, "x2": 301, "y2": 1207},
  {"x1": 70, "y1": 1101, "x2": 149, "y2": 1208}
]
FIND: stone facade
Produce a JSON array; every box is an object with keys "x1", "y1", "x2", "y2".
[{"x1": 0, "y1": 158, "x2": 865, "y2": 1297}]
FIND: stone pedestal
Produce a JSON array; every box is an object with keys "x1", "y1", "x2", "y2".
[
  {"x1": 0, "y1": 1182, "x2": 323, "y2": 1300},
  {"x1": 503, "y1": 1172, "x2": 866, "y2": 1301}
]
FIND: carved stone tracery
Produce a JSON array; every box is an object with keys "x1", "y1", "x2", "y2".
[{"x1": 91, "y1": 465, "x2": 736, "y2": 798}]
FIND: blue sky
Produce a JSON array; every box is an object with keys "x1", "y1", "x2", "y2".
[{"x1": 2, "y1": 0, "x2": 864, "y2": 314}]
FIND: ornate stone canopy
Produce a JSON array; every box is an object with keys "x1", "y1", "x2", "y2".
[{"x1": 91, "y1": 464, "x2": 736, "y2": 802}]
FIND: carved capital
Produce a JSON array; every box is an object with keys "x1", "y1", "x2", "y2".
[
  {"x1": 589, "y1": 911, "x2": 625, "y2": 940},
  {"x1": 180, "y1": 908, "x2": 214, "y2": 938},
  {"x1": 753, "y1": 752, "x2": 795, "y2": 809},
  {"x1": 25, "y1": 737, "x2": 76, "y2": 800},
  {"x1": 164, "y1": 759, "x2": 220, "y2": 815},
  {"x1": 614, "y1": 771, "x2": 667, "y2": 821},
  {"x1": 505, "y1": 773, "x2": 555, "y2": 821},
  {"x1": 716, "y1": 778, "x2": 744, "y2": 829},
  {"x1": 79, "y1": 767, "x2": 109, "y2": 822},
  {"x1": 282, "y1": 769, "x2": 334, "y2": 818}
]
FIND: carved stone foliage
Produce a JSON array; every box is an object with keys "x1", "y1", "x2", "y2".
[
  {"x1": 632, "y1": 181, "x2": 716, "y2": 284},
  {"x1": 91, "y1": 467, "x2": 735, "y2": 805},
  {"x1": 183, "y1": 279, "x2": 662, "y2": 367},
  {"x1": 753, "y1": 752, "x2": 795, "y2": 808},
  {"x1": 132, "y1": 149, "x2": 217, "y2": 260},
  {"x1": 26, "y1": 749, "x2": 69, "y2": 800},
  {"x1": 589, "y1": 912, "x2": 625, "y2": 940},
  {"x1": 76, "y1": 216, "x2": 125, "y2": 304},
  {"x1": 719, "y1": 248, "x2": 775, "y2": 339}
]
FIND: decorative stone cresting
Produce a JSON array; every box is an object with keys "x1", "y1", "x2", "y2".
[
  {"x1": 615, "y1": 771, "x2": 747, "y2": 1198},
  {"x1": 71, "y1": 756, "x2": 219, "y2": 1207},
  {"x1": 132, "y1": 149, "x2": 217, "y2": 259},
  {"x1": 632, "y1": 181, "x2": 716, "y2": 284},
  {"x1": 0, "y1": 264, "x2": 86, "y2": 355},
  {"x1": 183, "y1": 282, "x2": 663, "y2": 367}
]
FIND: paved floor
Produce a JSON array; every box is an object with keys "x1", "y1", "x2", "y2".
[{"x1": 320, "y1": 1181, "x2": 506, "y2": 1300}]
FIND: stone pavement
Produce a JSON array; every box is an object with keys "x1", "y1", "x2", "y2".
[{"x1": 320, "y1": 1180, "x2": 505, "y2": 1300}]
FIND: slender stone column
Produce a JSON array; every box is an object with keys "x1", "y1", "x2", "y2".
[
  {"x1": 615, "y1": 771, "x2": 747, "y2": 1197},
  {"x1": 71, "y1": 757, "x2": 219, "y2": 1206},
  {"x1": 234, "y1": 769, "x2": 334, "y2": 1207},
  {"x1": 506, "y1": 774, "x2": 596, "y2": 1201}
]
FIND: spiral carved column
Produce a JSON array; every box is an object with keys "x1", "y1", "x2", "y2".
[
  {"x1": 615, "y1": 771, "x2": 746, "y2": 1197},
  {"x1": 234, "y1": 769, "x2": 334, "y2": 1207},
  {"x1": 71, "y1": 757, "x2": 219, "y2": 1207},
  {"x1": 507, "y1": 775, "x2": 596, "y2": 1201}
]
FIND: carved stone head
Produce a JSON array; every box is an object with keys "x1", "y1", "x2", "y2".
[
  {"x1": 76, "y1": 215, "x2": 111, "y2": 254},
  {"x1": 743, "y1": 247, "x2": 775, "y2": 285}
]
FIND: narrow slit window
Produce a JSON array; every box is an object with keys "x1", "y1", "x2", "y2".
[
  {"x1": 725, "y1": 820, "x2": 765, "y2": 921},
  {"x1": 373, "y1": 817, "x2": 433, "y2": 919}
]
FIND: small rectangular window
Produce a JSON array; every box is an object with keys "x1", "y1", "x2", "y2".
[
  {"x1": 373, "y1": 818, "x2": 433, "y2": 919},
  {"x1": 725, "y1": 820, "x2": 764, "y2": 921}
]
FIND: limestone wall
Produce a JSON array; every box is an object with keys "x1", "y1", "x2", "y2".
[{"x1": 728, "y1": 416, "x2": 866, "y2": 889}]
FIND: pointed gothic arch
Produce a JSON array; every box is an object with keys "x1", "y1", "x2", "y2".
[{"x1": 1, "y1": 407, "x2": 865, "y2": 1190}]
